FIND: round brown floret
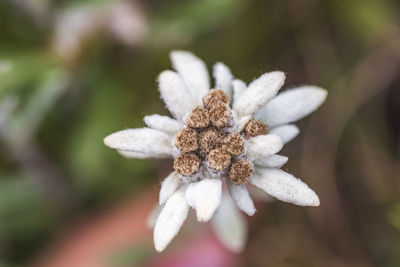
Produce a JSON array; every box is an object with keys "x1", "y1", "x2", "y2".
[
  {"x1": 244, "y1": 119, "x2": 269, "y2": 138},
  {"x1": 221, "y1": 133, "x2": 244, "y2": 156},
  {"x1": 229, "y1": 159, "x2": 254, "y2": 185},
  {"x1": 198, "y1": 127, "x2": 224, "y2": 155},
  {"x1": 174, "y1": 127, "x2": 198, "y2": 153},
  {"x1": 185, "y1": 106, "x2": 210, "y2": 129},
  {"x1": 208, "y1": 148, "x2": 231, "y2": 171},
  {"x1": 202, "y1": 89, "x2": 229, "y2": 108},
  {"x1": 209, "y1": 102, "x2": 231, "y2": 128},
  {"x1": 174, "y1": 153, "x2": 200, "y2": 176}
]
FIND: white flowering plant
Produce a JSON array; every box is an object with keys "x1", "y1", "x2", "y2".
[{"x1": 104, "y1": 51, "x2": 327, "y2": 252}]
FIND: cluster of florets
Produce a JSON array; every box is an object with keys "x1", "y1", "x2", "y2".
[{"x1": 173, "y1": 89, "x2": 269, "y2": 185}]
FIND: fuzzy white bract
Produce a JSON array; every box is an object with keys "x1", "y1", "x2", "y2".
[{"x1": 104, "y1": 51, "x2": 327, "y2": 252}]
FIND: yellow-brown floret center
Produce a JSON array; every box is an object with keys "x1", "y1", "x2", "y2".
[
  {"x1": 173, "y1": 89, "x2": 256, "y2": 185},
  {"x1": 209, "y1": 102, "x2": 231, "y2": 128},
  {"x1": 208, "y1": 148, "x2": 231, "y2": 171},
  {"x1": 174, "y1": 127, "x2": 198, "y2": 153},
  {"x1": 173, "y1": 153, "x2": 200, "y2": 176},
  {"x1": 244, "y1": 119, "x2": 269, "y2": 138},
  {"x1": 202, "y1": 89, "x2": 229, "y2": 108},
  {"x1": 185, "y1": 106, "x2": 210, "y2": 128},
  {"x1": 198, "y1": 127, "x2": 223, "y2": 155},
  {"x1": 229, "y1": 159, "x2": 254, "y2": 185},
  {"x1": 221, "y1": 133, "x2": 244, "y2": 156}
]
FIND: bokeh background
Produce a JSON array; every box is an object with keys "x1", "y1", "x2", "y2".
[{"x1": 1, "y1": 0, "x2": 400, "y2": 266}]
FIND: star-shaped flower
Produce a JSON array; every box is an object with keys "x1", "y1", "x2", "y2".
[{"x1": 104, "y1": 51, "x2": 327, "y2": 252}]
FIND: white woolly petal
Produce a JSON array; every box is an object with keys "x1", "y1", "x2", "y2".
[
  {"x1": 117, "y1": 150, "x2": 171, "y2": 159},
  {"x1": 269, "y1": 124, "x2": 300, "y2": 144},
  {"x1": 227, "y1": 180, "x2": 256, "y2": 216},
  {"x1": 246, "y1": 134, "x2": 283, "y2": 160},
  {"x1": 250, "y1": 168, "x2": 320, "y2": 207},
  {"x1": 159, "y1": 171, "x2": 181, "y2": 205},
  {"x1": 170, "y1": 51, "x2": 210, "y2": 105},
  {"x1": 158, "y1": 70, "x2": 197, "y2": 121},
  {"x1": 234, "y1": 115, "x2": 251, "y2": 132},
  {"x1": 255, "y1": 86, "x2": 327, "y2": 127},
  {"x1": 185, "y1": 178, "x2": 222, "y2": 222},
  {"x1": 233, "y1": 71, "x2": 285, "y2": 116},
  {"x1": 154, "y1": 187, "x2": 190, "y2": 252},
  {"x1": 232, "y1": 79, "x2": 247, "y2": 106},
  {"x1": 104, "y1": 128, "x2": 173, "y2": 155},
  {"x1": 146, "y1": 204, "x2": 162, "y2": 229},
  {"x1": 144, "y1": 114, "x2": 183, "y2": 134},
  {"x1": 253, "y1": 154, "x2": 288, "y2": 168},
  {"x1": 213, "y1": 62, "x2": 233, "y2": 99},
  {"x1": 248, "y1": 186, "x2": 275, "y2": 202},
  {"x1": 211, "y1": 192, "x2": 247, "y2": 252}
]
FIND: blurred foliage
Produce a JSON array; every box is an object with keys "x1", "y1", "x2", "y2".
[
  {"x1": 0, "y1": 0, "x2": 399, "y2": 266},
  {"x1": 328, "y1": 0, "x2": 398, "y2": 44},
  {"x1": 149, "y1": 0, "x2": 245, "y2": 44},
  {"x1": 0, "y1": 176, "x2": 58, "y2": 263},
  {"x1": 107, "y1": 242, "x2": 153, "y2": 267},
  {"x1": 0, "y1": 52, "x2": 55, "y2": 97}
]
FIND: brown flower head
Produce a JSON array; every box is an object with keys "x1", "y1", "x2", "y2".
[
  {"x1": 221, "y1": 133, "x2": 244, "y2": 156},
  {"x1": 208, "y1": 148, "x2": 231, "y2": 171},
  {"x1": 209, "y1": 102, "x2": 231, "y2": 128},
  {"x1": 173, "y1": 153, "x2": 200, "y2": 176},
  {"x1": 185, "y1": 106, "x2": 210, "y2": 129},
  {"x1": 175, "y1": 127, "x2": 198, "y2": 153},
  {"x1": 198, "y1": 127, "x2": 224, "y2": 155},
  {"x1": 229, "y1": 159, "x2": 254, "y2": 185},
  {"x1": 202, "y1": 89, "x2": 229, "y2": 108},
  {"x1": 244, "y1": 119, "x2": 269, "y2": 138}
]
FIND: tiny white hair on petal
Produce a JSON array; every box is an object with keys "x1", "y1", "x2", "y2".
[
  {"x1": 159, "y1": 171, "x2": 181, "y2": 205},
  {"x1": 248, "y1": 186, "x2": 275, "y2": 202},
  {"x1": 213, "y1": 62, "x2": 233, "y2": 99},
  {"x1": 104, "y1": 128, "x2": 173, "y2": 155},
  {"x1": 158, "y1": 70, "x2": 197, "y2": 121},
  {"x1": 170, "y1": 51, "x2": 210, "y2": 105},
  {"x1": 185, "y1": 178, "x2": 222, "y2": 222},
  {"x1": 211, "y1": 192, "x2": 247, "y2": 252},
  {"x1": 117, "y1": 150, "x2": 171, "y2": 159},
  {"x1": 144, "y1": 114, "x2": 183, "y2": 134},
  {"x1": 253, "y1": 154, "x2": 288, "y2": 168},
  {"x1": 227, "y1": 180, "x2": 256, "y2": 216},
  {"x1": 233, "y1": 71, "x2": 285, "y2": 117},
  {"x1": 232, "y1": 79, "x2": 247, "y2": 106},
  {"x1": 154, "y1": 186, "x2": 190, "y2": 252},
  {"x1": 269, "y1": 124, "x2": 300, "y2": 144},
  {"x1": 255, "y1": 86, "x2": 327, "y2": 127},
  {"x1": 246, "y1": 134, "x2": 283, "y2": 160},
  {"x1": 250, "y1": 168, "x2": 320, "y2": 207},
  {"x1": 234, "y1": 115, "x2": 252, "y2": 132},
  {"x1": 146, "y1": 204, "x2": 162, "y2": 230}
]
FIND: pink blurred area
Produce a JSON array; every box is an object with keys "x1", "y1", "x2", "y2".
[
  {"x1": 149, "y1": 234, "x2": 236, "y2": 267},
  {"x1": 32, "y1": 188, "x2": 237, "y2": 267}
]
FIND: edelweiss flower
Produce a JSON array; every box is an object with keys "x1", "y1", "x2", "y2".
[{"x1": 104, "y1": 51, "x2": 327, "y2": 252}]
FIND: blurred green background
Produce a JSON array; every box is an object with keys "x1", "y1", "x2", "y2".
[{"x1": 0, "y1": 0, "x2": 400, "y2": 266}]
